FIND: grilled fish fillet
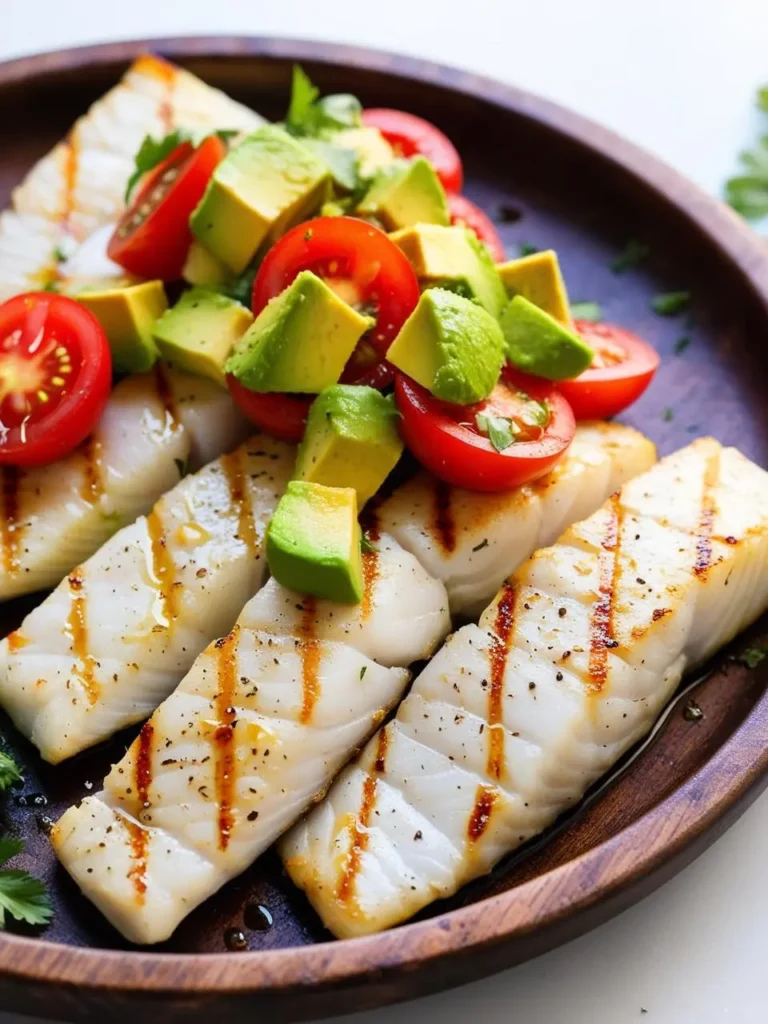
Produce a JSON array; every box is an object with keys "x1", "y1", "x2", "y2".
[
  {"x1": 376, "y1": 421, "x2": 652, "y2": 618},
  {"x1": 282, "y1": 438, "x2": 768, "y2": 938},
  {"x1": 0, "y1": 363, "x2": 247, "y2": 600},
  {"x1": 52, "y1": 423, "x2": 654, "y2": 944},
  {"x1": 0, "y1": 435, "x2": 293, "y2": 763},
  {"x1": 0, "y1": 54, "x2": 263, "y2": 299}
]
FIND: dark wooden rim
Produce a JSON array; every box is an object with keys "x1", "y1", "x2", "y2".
[{"x1": 2, "y1": 34, "x2": 768, "y2": 1003}]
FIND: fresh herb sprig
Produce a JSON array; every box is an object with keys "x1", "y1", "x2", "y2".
[
  {"x1": 0, "y1": 750, "x2": 52, "y2": 929},
  {"x1": 725, "y1": 87, "x2": 768, "y2": 222},
  {"x1": 124, "y1": 128, "x2": 239, "y2": 202}
]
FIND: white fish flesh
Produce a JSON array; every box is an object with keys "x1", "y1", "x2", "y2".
[
  {"x1": 0, "y1": 54, "x2": 264, "y2": 300},
  {"x1": 282, "y1": 438, "x2": 768, "y2": 938},
  {"x1": 52, "y1": 423, "x2": 654, "y2": 943},
  {"x1": 0, "y1": 363, "x2": 248, "y2": 600},
  {"x1": 0, "y1": 434, "x2": 293, "y2": 763}
]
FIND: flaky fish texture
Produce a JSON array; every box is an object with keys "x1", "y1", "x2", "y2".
[
  {"x1": 376, "y1": 421, "x2": 655, "y2": 617},
  {"x1": 51, "y1": 423, "x2": 654, "y2": 944},
  {"x1": 0, "y1": 435, "x2": 292, "y2": 763},
  {"x1": 0, "y1": 54, "x2": 263, "y2": 300},
  {"x1": 0, "y1": 363, "x2": 247, "y2": 601},
  {"x1": 282, "y1": 439, "x2": 768, "y2": 938}
]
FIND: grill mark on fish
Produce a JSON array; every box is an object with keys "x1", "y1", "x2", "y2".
[
  {"x1": 360, "y1": 503, "x2": 381, "y2": 621},
  {"x1": 65, "y1": 569, "x2": 99, "y2": 704},
  {"x1": 124, "y1": 816, "x2": 149, "y2": 903},
  {"x1": 694, "y1": 450, "x2": 721, "y2": 579},
  {"x1": 221, "y1": 449, "x2": 257, "y2": 555},
  {"x1": 432, "y1": 480, "x2": 456, "y2": 553},
  {"x1": 153, "y1": 361, "x2": 181, "y2": 430},
  {"x1": 587, "y1": 494, "x2": 625, "y2": 693},
  {"x1": 337, "y1": 728, "x2": 388, "y2": 903},
  {"x1": 152, "y1": 57, "x2": 178, "y2": 133},
  {"x1": 80, "y1": 435, "x2": 104, "y2": 504},
  {"x1": 1, "y1": 466, "x2": 23, "y2": 577},
  {"x1": 299, "y1": 598, "x2": 321, "y2": 725},
  {"x1": 135, "y1": 722, "x2": 154, "y2": 812},
  {"x1": 146, "y1": 510, "x2": 176, "y2": 629},
  {"x1": 467, "y1": 785, "x2": 496, "y2": 842},
  {"x1": 487, "y1": 582, "x2": 517, "y2": 781},
  {"x1": 212, "y1": 627, "x2": 239, "y2": 851},
  {"x1": 6, "y1": 631, "x2": 29, "y2": 652}
]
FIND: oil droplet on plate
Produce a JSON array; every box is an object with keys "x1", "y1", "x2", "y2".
[
  {"x1": 244, "y1": 903, "x2": 274, "y2": 932},
  {"x1": 224, "y1": 927, "x2": 249, "y2": 952}
]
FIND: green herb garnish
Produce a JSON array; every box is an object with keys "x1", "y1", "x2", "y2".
[
  {"x1": 662, "y1": 406, "x2": 675, "y2": 422},
  {"x1": 0, "y1": 837, "x2": 52, "y2": 929},
  {"x1": 302, "y1": 138, "x2": 362, "y2": 192},
  {"x1": 611, "y1": 240, "x2": 650, "y2": 274},
  {"x1": 725, "y1": 87, "x2": 768, "y2": 220},
  {"x1": 741, "y1": 647, "x2": 767, "y2": 669},
  {"x1": 518, "y1": 242, "x2": 538, "y2": 257},
  {"x1": 0, "y1": 751, "x2": 22, "y2": 794},
  {"x1": 652, "y1": 291, "x2": 690, "y2": 317},
  {"x1": 285, "y1": 65, "x2": 362, "y2": 138},
  {"x1": 361, "y1": 534, "x2": 376, "y2": 554},
  {"x1": 476, "y1": 412, "x2": 518, "y2": 452},
  {"x1": 570, "y1": 301, "x2": 602, "y2": 322},
  {"x1": 359, "y1": 666, "x2": 367, "y2": 680},
  {"x1": 124, "y1": 130, "x2": 188, "y2": 202},
  {"x1": 674, "y1": 336, "x2": 691, "y2": 355}
]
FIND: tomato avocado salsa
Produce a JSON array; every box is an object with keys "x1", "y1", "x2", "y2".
[{"x1": 0, "y1": 64, "x2": 660, "y2": 605}]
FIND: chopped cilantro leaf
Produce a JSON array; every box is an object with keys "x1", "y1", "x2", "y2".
[
  {"x1": 287, "y1": 65, "x2": 320, "y2": 129},
  {"x1": 518, "y1": 242, "x2": 538, "y2": 257},
  {"x1": 662, "y1": 406, "x2": 675, "y2": 422},
  {"x1": 285, "y1": 64, "x2": 362, "y2": 138},
  {"x1": 652, "y1": 291, "x2": 690, "y2": 317},
  {"x1": 125, "y1": 129, "x2": 188, "y2": 203},
  {"x1": 302, "y1": 138, "x2": 362, "y2": 192},
  {"x1": 359, "y1": 666, "x2": 367, "y2": 680},
  {"x1": 741, "y1": 647, "x2": 767, "y2": 669},
  {"x1": 361, "y1": 534, "x2": 376, "y2": 554},
  {"x1": 0, "y1": 751, "x2": 21, "y2": 793},
  {"x1": 673, "y1": 336, "x2": 691, "y2": 355},
  {"x1": 611, "y1": 239, "x2": 650, "y2": 274},
  {"x1": 0, "y1": 837, "x2": 52, "y2": 929},
  {"x1": 570, "y1": 301, "x2": 602, "y2": 322},
  {"x1": 476, "y1": 412, "x2": 518, "y2": 452}
]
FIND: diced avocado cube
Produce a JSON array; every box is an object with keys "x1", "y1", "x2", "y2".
[
  {"x1": 387, "y1": 287, "x2": 504, "y2": 405},
  {"x1": 500, "y1": 295, "x2": 594, "y2": 381},
  {"x1": 78, "y1": 280, "x2": 167, "y2": 373},
  {"x1": 190, "y1": 126, "x2": 331, "y2": 274},
  {"x1": 391, "y1": 224, "x2": 507, "y2": 318},
  {"x1": 333, "y1": 126, "x2": 396, "y2": 178},
  {"x1": 356, "y1": 157, "x2": 450, "y2": 231},
  {"x1": 226, "y1": 271, "x2": 373, "y2": 394},
  {"x1": 182, "y1": 241, "x2": 233, "y2": 289},
  {"x1": 267, "y1": 481, "x2": 363, "y2": 604},
  {"x1": 497, "y1": 250, "x2": 572, "y2": 327},
  {"x1": 294, "y1": 385, "x2": 403, "y2": 506},
  {"x1": 154, "y1": 287, "x2": 254, "y2": 387}
]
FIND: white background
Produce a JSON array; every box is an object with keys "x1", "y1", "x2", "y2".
[{"x1": 2, "y1": 1, "x2": 768, "y2": 1021}]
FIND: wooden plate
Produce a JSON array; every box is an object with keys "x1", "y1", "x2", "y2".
[{"x1": 1, "y1": 36, "x2": 768, "y2": 1024}]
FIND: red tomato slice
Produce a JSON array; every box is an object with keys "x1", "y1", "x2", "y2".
[
  {"x1": 395, "y1": 367, "x2": 575, "y2": 491},
  {"x1": 108, "y1": 134, "x2": 226, "y2": 281},
  {"x1": 362, "y1": 108, "x2": 463, "y2": 193},
  {"x1": 0, "y1": 293, "x2": 112, "y2": 466},
  {"x1": 227, "y1": 376, "x2": 311, "y2": 444},
  {"x1": 558, "y1": 321, "x2": 660, "y2": 420},
  {"x1": 448, "y1": 194, "x2": 506, "y2": 262}
]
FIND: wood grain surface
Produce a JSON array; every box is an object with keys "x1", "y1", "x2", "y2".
[{"x1": 0, "y1": 35, "x2": 767, "y2": 1024}]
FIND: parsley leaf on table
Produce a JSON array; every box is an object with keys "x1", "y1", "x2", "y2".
[
  {"x1": 725, "y1": 86, "x2": 768, "y2": 221},
  {"x1": 0, "y1": 837, "x2": 52, "y2": 929},
  {"x1": 652, "y1": 292, "x2": 690, "y2": 317},
  {"x1": 611, "y1": 239, "x2": 650, "y2": 274}
]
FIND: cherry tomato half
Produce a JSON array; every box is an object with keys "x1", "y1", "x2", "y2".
[
  {"x1": 108, "y1": 134, "x2": 226, "y2": 281},
  {"x1": 448, "y1": 194, "x2": 506, "y2": 262},
  {"x1": 558, "y1": 321, "x2": 660, "y2": 420},
  {"x1": 226, "y1": 377, "x2": 311, "y2": 444},
  {"x1": 395, "y1": 367, "x2": 575, "y2": 491},
  {"x1": 362, "y1": 108, "x2": 463, "y2": 193},
  {"x1": 0, "y1": 293, "x2": 112, "y2": 466}
]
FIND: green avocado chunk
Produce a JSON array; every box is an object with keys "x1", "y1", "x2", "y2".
[
  {"x1": 190, "y1": 126, "x2": 330, "y2": 274},
  {"x1": 356, "y1": 157, "x2": 450, "y2": 231},
  {"x1": 391, "y1": 224, "x2": 507, "y2": 318},
  {"x1": 267, "y1": 480, "x2": 363, "y2": 604},
  {"x1": 153, "y1": 287, "x2": 254, "y2": 387},
  {"x1": 78, "y1": 280, "x2": 167, "y2": 373},
  {"x1": 500, "y1": 295, "x2": 594, "y2": 381},
  {"x1": 182, "y1": 241, "x2": 233, "y2": 290},
  {"x1": 226, "y1": 271, "x2": 373, "y2": 394},
  {"x1": 386, "y1": 287, "x2": 504, "y2": 405},
  {"x1": 294, "y1": 385, "x2": 403, "y2": 506},
  {"x1": 497, "y1": 250, "x2": 572, "y2": 326}
]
